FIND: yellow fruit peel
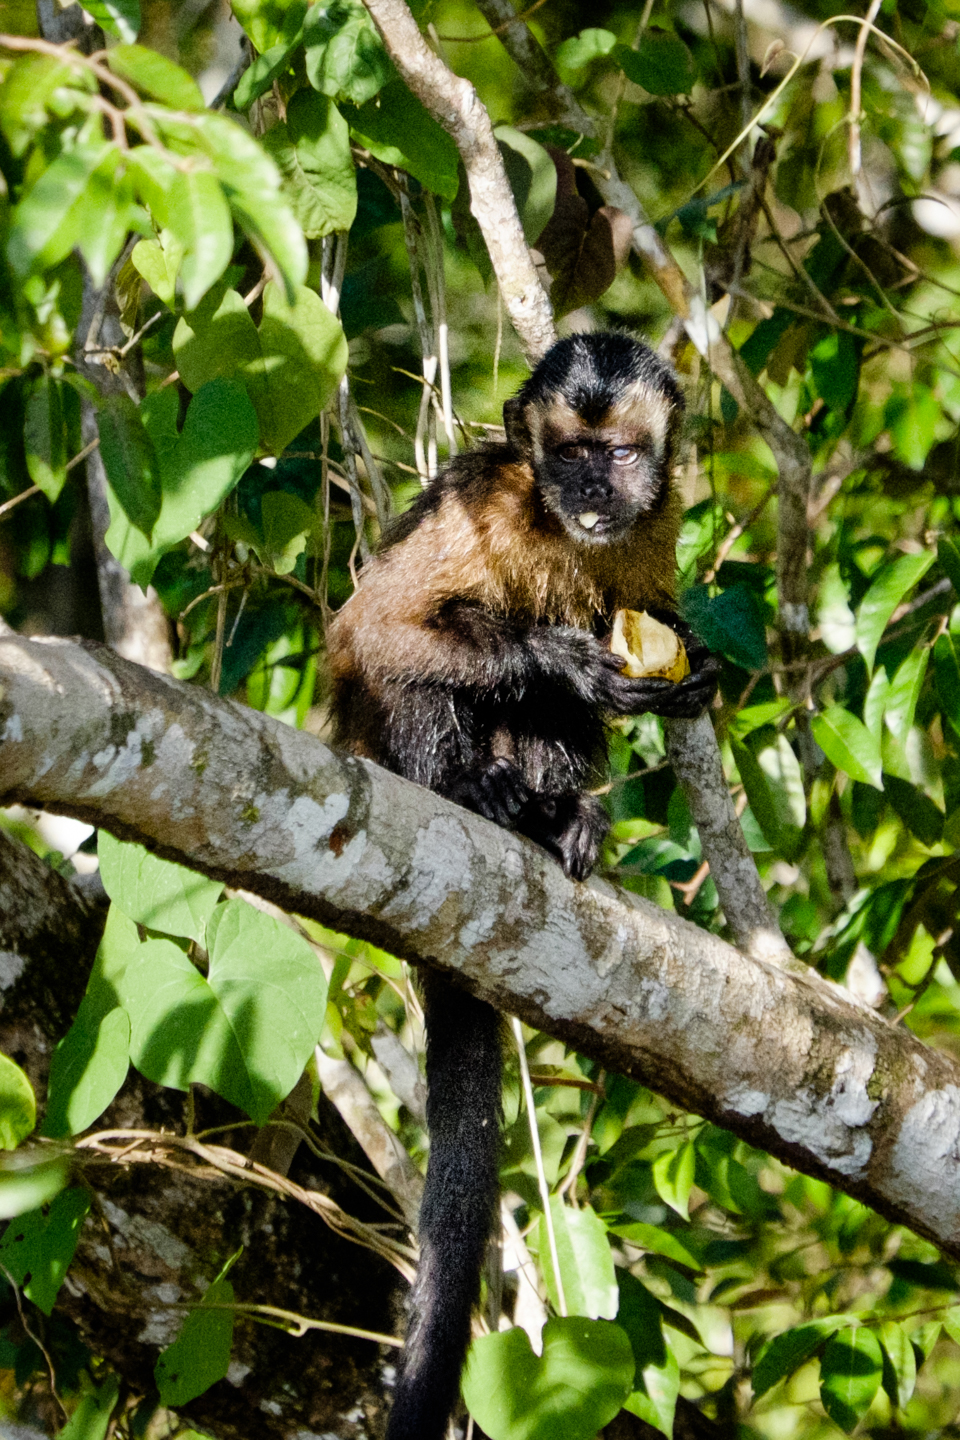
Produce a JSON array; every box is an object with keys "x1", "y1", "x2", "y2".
[{"x1": 610, "y1": 609, "x2": 690, "y2": 682}]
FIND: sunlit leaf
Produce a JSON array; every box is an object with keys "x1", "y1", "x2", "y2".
[
  {"x1": 107, "y1": 43, "x2": 203, "y2": 109},
  {"x1": 0, "y1": 1055, "x2": 35, "y2": 1151},
  {"x1": 811, "y1": 706, "x2": 883, "y2": 789},
  {"x1": 42, "y1": 1004, "x2": 131, "y2": 1139},
  {"x1": 752, "y1": 1319, "x2": 845, "y2": 1397},
  {"x1": 651, "y1": 1140, "x2": 695, "y2": 1220},
  {"x1": 304, "y1": 0, "x2": 394, "y2": 105},
  {"x1": 538, "y1": 1198, "x2": 617, "y2": 1320},
  {"x1": 819, "y1": 1326, "x2": 882, "y2": 1433},
  {"x1": 855, "y1": 551, "x2": 934, "y2": 673},
  {"x1": 462, "y1": 1318, "x2": 635, "y2": 1440}
]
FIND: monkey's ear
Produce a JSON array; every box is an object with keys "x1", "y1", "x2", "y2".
[{"x1": 503, "y1": 396, "x2": 531, "y2": 454}]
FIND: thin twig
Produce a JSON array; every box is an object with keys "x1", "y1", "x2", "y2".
[{"x1": 850, "y1": 0, "x2": 884, "y2": 176}]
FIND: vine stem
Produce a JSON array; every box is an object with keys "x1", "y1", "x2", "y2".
[{"x1": 512, "y1": 1016, "x2": 566, "y2": 1316}]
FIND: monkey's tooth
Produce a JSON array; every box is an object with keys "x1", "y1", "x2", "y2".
[{"x1": 578, "y1": 512, "x2": 600, "y2": 529}]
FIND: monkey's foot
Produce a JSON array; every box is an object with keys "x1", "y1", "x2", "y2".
[{"x1": 521, "y1": 793, "x2": 610, "y2": 881}]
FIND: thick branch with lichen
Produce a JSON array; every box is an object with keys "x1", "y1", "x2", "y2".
[{"x1": 3, "y1": 633, "x2": 960, "y2": 1261}]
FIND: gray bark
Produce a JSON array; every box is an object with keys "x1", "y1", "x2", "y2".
[{"x1": 3, "y1": 632, "x2": 960, "y2": 1263}]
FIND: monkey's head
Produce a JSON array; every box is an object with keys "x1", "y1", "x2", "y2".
[{"x1": 503, "y1": 333, "x2": 684, "y2": 546}]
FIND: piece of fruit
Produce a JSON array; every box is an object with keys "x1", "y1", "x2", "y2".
[{"x1": 610, "y1": 609, "x2": 690, "y2": 682}]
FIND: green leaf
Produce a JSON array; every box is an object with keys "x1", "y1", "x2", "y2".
[
  {"x1": 856, "y1": 550, "x2": 935, "y2": 673},
  {"x1": 107, "y1": 44, "x2": 204, "y2": 110},
  {"x1": 304, "y1": 0, "x2": 394, "y2": 105},
  {"x1": 131, "y1": 233, "x2": 184, "y2": 309},
  {"x1": 819, "y1": 1326, "x2": 882, "y2": 1433},
  {"x1": 935, "y1": 631, "x2": 960, "y2": 735},
  {"x1": 885, "y1": 382, "x2": 940, "y2": 469},
  {"x1": 174, "y1": 282, "x2": 348, "y2": 455},
  {"x1": 261, "y1": 490, "x2": 315, "y2": 574},
  {"x1": 817, "y1": 562, "x2": 856, "y2": 655},
  {"x1": 811, "y1": 706, "x2": 883, "y2": 789},
  {"x1": 752, "y1": 1319, "x2": 844, "y2": 1397},
  {"x1": 42, "y1": 1004, "x2": 131, "y2": 1139},
  {"x1": 0, "y1": 55, "x2": 82, "y2": 159},
  {"x1": 97, "y1": 393, "x2": 162, "y2": 539},
  {"x1": 462, "y1": 1317, "x2": 635, "y2": 1440},
  {"x1": 23, "y1": 374, "x2": 68, "y2": 502},
  {"x1": 683, "y1": 584, "x2": 767, "y2": 671},
  {"x1": 231, "y1": 0, "x2": 307, "y2": 54},
  {"x1": 0, "y1": 1187, "x2": 90, "y2": 1314},
  {"x1": 863, "y1": 667, "x2": 890, "y2": 743},
  {"x1": 156, "y1": 1274, "x2": 235, "y2": 1406},
  {"x1": 729, "y1": 698, "x2": 791, "y2": 737},
  {"x1": 343, "y1": 79, "x2": 459, "y2": 201},
  {"x1": 0, "y1": 1055, "x2": 35, "y2": 1151},
  {"x1": 82, "y1": 0, "x2": 140, "y2": 41},
  {"x1": 126, "y1": 145, "x2": 180, "y2": 227},
  {"x1": 810, "y1": 330, "x2": 859, "y2": 412},
  {"x1": 0, "y1": 1155, "x2": 69, "y2": 1219},
  {"x1": 495, "y1": 127, "x2": 558, "y2": 246},
  {"x1": 651, "y1": 1140, "x2": 695, "y2": 1220},
  {"x1": 910, "y1": 1319, "x2": 941, "y2": 1368},
  {"x1": 262, "y1": 89, "x2": 357, "y2": 239},
  {"x1": 608, "y1": 1222, "x2": 701, "y2": 1272},
  {"x1": 624, "y1": 1344, "x2": 679, "y2": 1438},
  {"x1": 119, "y1": 898, "x2": 327, "y2": 1124},
  {"x1": 555, "y1": 28, "x2": 617, "y2": 85},
  {"x1": 150, "y1": 107, "x2": 307, "y2": 299},
  {"x1": 8, "y1": 138, "x2": 114, "y2": 279},
  {"x1": 878, "y1": 1320, "x2": 917, "y2": 1411},
  {"x1": 616, "y1": 1272, "x2": 667, "y2": 1371},
  {"x1": 939, "y1": 534, "x2": 960, "y2": 598},
  {"x1": 234, "y1": 33, "x2": 305, "y2": 110},
  {"x1": 58, "y1": 1375, "x2": 120, "y2": 1440},
  {"x1": 166, "y1": 169, "x2": 234, "y2": 310},
  {"x1": 538, "y1": 1198, "x2": 617, "y2": 1319},
  {"x1": 613, "y1": 30, "x2": 696, "y2": 95},
  {"x1": 98, "y1": 833, "x2": 223, "y2": 942},
  {"x1": 882, "y1": 774, "x2": 943, "y2": 848},
  {"x1": 85, "y1": 904, "x2": 142, "y2": 1021},
  {"x1": 69, "y1": 147, "x2": 135, "y2": 290},
  {"x1": 731, "y1": 735, "x2": 804, "y2": 860},
  {"x1": 104, "y1": 379, "x2": 258, "y2": 587}
]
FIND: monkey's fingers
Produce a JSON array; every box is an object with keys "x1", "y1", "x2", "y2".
[{"x1": 450, "y1": 757, "x2": 531, "y2": 828}]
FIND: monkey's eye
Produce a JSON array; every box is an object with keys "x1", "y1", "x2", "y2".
[
  {"x1": 559, "y1": 444, "x2": 589, "y2": 462},
  {"x1": 611, "y1": 446, "x2": 639, "y2": 465}
]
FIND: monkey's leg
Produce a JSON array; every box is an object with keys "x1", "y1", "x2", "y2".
[{"x1": 387, "y1": 970, "x2": 502, "y2": 1440}]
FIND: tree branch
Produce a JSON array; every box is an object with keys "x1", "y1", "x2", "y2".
[{"x1": 3, "y1": 634, "x2": 960, "y2": 1262}]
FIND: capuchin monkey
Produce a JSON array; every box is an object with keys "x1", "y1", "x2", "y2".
[{"x1": 327, "y1": 332, "x2": 718, "y2": 1440}]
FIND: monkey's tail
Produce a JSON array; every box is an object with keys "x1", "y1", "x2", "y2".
[{"x1": 386, "y1": 970, "x2": 502, "y2": 1440}]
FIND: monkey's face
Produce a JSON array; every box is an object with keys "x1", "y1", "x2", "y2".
[{"x1": 526, "y1": 395, "x2": 675, "y2": 547}]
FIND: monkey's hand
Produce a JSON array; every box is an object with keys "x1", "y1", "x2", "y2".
[
  {"x1": 448, "y1": 757, "x2": 531, "y2": 828},
  {"x1": 594, "y1": 619, "x2": 720, "y2": 720}
]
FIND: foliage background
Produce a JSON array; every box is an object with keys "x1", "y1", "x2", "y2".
[{"x1": 2, "y1": 0, "x2": 960, "y2": 1435}]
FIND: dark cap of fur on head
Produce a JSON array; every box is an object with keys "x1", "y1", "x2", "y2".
[{"x1": 503, "y1": 332, "x2": 684, "y2": 446}]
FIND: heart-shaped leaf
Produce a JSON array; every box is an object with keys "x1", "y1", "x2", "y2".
[
  {"x1": 462, "y1": 1317, "x2": 635, "y2": 1440},
  {"x1": 173, "y1": 282, "x2": 348, "y2": 454},
  {"x1": 104, "y1": 377, "x2": 258, "y2": 586},
  {"x1": 117, "y1": 898, "x2": 327, "y2": 1124}
]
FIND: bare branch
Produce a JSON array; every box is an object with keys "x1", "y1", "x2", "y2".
[{"x1": 361, "y1": 0, "x2": 555, "y2": 363}]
